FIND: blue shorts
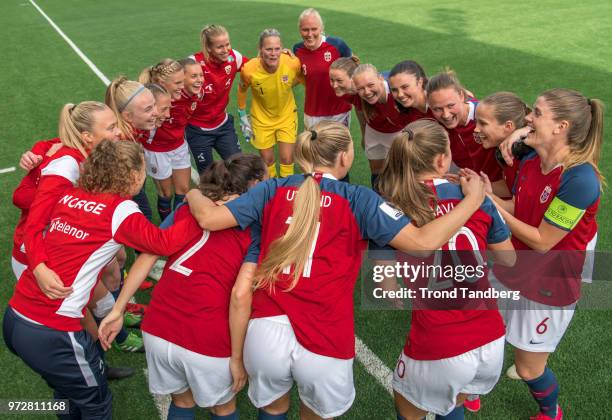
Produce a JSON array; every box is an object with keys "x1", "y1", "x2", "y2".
[
  {"x1": 3, "y1": 307, "x2": 112, "y2": 419},
  {"x1": 185, "y1": 114, "x2": 242, "y2": 174}
]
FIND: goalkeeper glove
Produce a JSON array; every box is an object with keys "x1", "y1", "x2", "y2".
[{"x1": 238, "y1": 109, "x2": 253, "y2": 142}]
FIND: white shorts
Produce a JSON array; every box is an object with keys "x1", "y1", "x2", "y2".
[
  {"x1": 244, "y1": 315, "x2": 355, "y2": 418},
  {"x1": 11, "y1": 256, "x2": 26, "y2": 281},
  {"x1": 364, "y1": 125, "x2": 401, "y2": 160},
  {"x1": 489, "y1": 272, "x2": 575, "y2": 353},
  {"x1": 392, "y1": 336, "x2": 505, "y2": 416},
  {"x1": 503, "y1": 298, "x2": 575, "y2": 353},
  {"x1": 144, "y1": 141, "x2": 191, "y2": 180},
  {"x1": 143, "y1": 332, "x2": 234, "y2": 408},
  {"x1": 304, "y1": 111, "x2": 351, "y2": 130}
]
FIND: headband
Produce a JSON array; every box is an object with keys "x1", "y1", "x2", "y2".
[{"x1": 118, "y1": 85, "x2": 146, "y2": 112}]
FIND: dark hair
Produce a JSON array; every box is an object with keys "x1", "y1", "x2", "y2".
[
  {"x1": 178, "y1": 57, "x2": 198, "y2": 67},
  {"x1": 389, "y1": 60, "x2": 428, "y2": 86},
  {"x1": 144, "y1": 83, "x2": 169, "y2": 99},
  {"x1": 199, "y1": 153, "x2": 267, "y2": 201},
  {"x1": 426, "y1": 69, "x2": 468, "y2": 99}
]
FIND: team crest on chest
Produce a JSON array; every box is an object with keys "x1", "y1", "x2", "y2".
[
  {"x1": 324, "y1": 51, "x2": 332, "y2": 62},
  {"x1": 191, "y1": 101, "x2": 197, "y2": 110},
  {"x1": 540, "y1": 185, "x2": 552, "y2": 203},
  {"x1": 224, "y1": 65, "x2": 232, "y2": 74},
  {"x1": 281, "y1": 74, "x2": 289, "y2": 84}
]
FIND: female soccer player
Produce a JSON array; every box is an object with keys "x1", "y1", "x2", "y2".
[
  {"x1": 377, "y1": 119, "x2": 515, "y2": 420},
  {"x1": 139, "y1": 59, "x2": 195, "y2": 220},
  {"x1": 350, "y1": 63, "x2": 414, "y2": 189},
  {"x1": 185, "y1": 121, "x2": 488, "y2": 419},
  {"x1": 238, "y1": 28, "x2": 302, "y2": 178},
  {"x1": 294, "y1": 8, "x2": 353, "y2": 129},
  {"x1": 486, "y1": 89, "x2": 603, "y2": 420},
  {"x1": 187, "y1": 25, "x2": 246, "y2": 173},
  {"x1": 426, "y1": 71, "x2": 507, "y2": 197},
  {"x1": 4, "y1": 140, "x2": 200, "y2": 419},
  {"x1": 387, "y1": 60, "x2": 434, "y2": 120},
  {"x1": 98, "y1": 153, "x2": 267, "y2": 420},
  {"x1": 328, "y1": 56, "x2": 360, "y2": 97},
  {"x1": 474, "y1": 92, "x2": 532, "y2": 198},
  {"x1": 105, "y1": 76, "x2": 159, "y2": 221}
]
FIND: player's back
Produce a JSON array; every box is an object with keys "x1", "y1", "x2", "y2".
[
  {"x1": 142, "y1": 204, "x2": 252, "y2": 358},
  {"x1": 404, "y1": 179, "x2": 506, "y2": 360}
]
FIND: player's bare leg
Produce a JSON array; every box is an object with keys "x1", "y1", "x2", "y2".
[
  {"x1": 278, "y1": 141, "x2": 295, "y2": 177},
  {"x1": 172, "y1": 167, "x2": 192, "y2": 195},
  {"x1": 300, "y1": 402, "x2": 329, "y2": 420},
  {"x1": 101, "y1": 257, "x2": 121, "y2": 291},
  {"x1": 262, "y1": 392, "x2": 290, "y2": 415},
  {"x1": 514, "y1": 348, "x2": 550, "y2": 380},
  {"x1": 259, "y1": 147, "x2": 277, "y2": 178},
  {"x1": 394, "y1": 390, "x2": 428, "y2": 420},
  {"x1": 210, "y1": 396, "x2": 237, "y2": 416},
  {"x1": 368, "y1": 158, "x2": 385, "y2": 190},
  {"x1": 171, "y1": 388, "x2": 196, "y2": 408}
]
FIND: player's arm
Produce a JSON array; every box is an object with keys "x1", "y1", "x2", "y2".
[
  {"x1": 389, "y1": 176, "x2": 486, "y2": 252},
  {"x1": 501, "y1": 168, "x2": 598, "y2": 252},
  {"x1": 98, "y1": 253, "x2": 158, "y2": 350},
  {"x1": 229, "y1": 261, "x2": 256, "y2": 392},
  {"x1": 186, "y1": 188, "x2": 239, "y2": 230},
  {"x1": 487, "y1": 239, "x2": 516, "y2": 266}
]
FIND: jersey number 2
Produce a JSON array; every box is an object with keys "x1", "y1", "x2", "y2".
[{"x1": 169, "y1": 231, "x2": 210, "y2": 276}]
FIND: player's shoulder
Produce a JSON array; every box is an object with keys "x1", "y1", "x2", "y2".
[
  {"x1": 324, "y1": 36, "x2": 351, "y2": 53},
  {"x1": 558, "y1": 163, "x2": 601, "y2": 202},
  {"x1": 432, "y1": 178, "x2": 463, "y2": 200},
  {"x1": 292, "y1": 41, "x2": 305, "y2": 54}
]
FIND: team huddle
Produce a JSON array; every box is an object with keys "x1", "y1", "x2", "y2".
[{"x1": 3, "y1": 6, "x2": 605, "y2": 420}]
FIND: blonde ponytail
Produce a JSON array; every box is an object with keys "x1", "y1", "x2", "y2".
[{"x1": 58, "y1": 101, "x2": 108, "y2": 159}]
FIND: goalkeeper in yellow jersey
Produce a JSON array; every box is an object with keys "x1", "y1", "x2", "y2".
[{"x1": 238, "y1": 28, "x2": 303, "y2": 178}]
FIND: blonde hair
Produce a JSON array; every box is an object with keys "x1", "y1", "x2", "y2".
[
  {"x1": 143, "y1": 83, "x2": 169, "y2": 100},
  {"x1": 481, "y1": 92, "x2": 530, "y2": 130},
  {"x1": 79, "y1": 140, "x2": 144, "y2": 197},
  {"x1": 200, "y1": 24, "x2": 229, "y2": 60},
  {"x1": 58, "y1": 101, "x2": 109, "y2": 159},
  {"x1": 352, "y1": 63, "x2": 382, "y2": 123},
  {"x1": 255, "y1": 122, "x2": 352, "y2": 291},
  {"x1": 259, "y1": 28, "x2": 281, "y2": 49},
  {"x1": 541, "y1": 88, "x2": 605, "y2": 183},
  {"x1": 329, "y1": 56, "x2": 360, "y2": 77},
  {"x1": 105, "y1": 76, "x2": 147, "y2": 141},
  {"x1": 298, "y1": 8, "x2": 324, "y2": 30},
  {"x1": 378, "y1": 120, "x2": 450, "y2": 227},
  {"x1": 138, "y1": 59, "x2": 183, "y2": 85}
]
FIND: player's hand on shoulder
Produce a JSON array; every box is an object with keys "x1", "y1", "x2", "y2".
[
  {"x1": 460, "y1": 172, "x2": 486, "y2": 204},
  {"x1": 19, "y1": 151, "x2": 43, "y2": 171},
  {"x1": 499, "y1": 126, "x2": 532, "y2": 166},
  {"x1": 33, "y1": 263, "x2": 72, "y2": 300},
  {"x1": 230, "y1": 356, "x2": 247, "y2": 393},
  {"x1": 98, "y1": 309, "x2": 124, "y2": 351}
]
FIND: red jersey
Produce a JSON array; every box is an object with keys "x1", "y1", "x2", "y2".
[
  {"x1": 144, "y1": 89, "x2": 204, "y2": 152},
  {"x1": 226, "y1": 173, "x2": 411, "y2": 359},
  {"x1": 142, "y1": 205, "x2": 253, "y2": 357},
  {"x1": 495, "y1": 153, "x2": 600, "y2": 305},
  {"x1": 23, "y1": 146, "x2": 86, "y2": 269},
  {"x1": 446, "y1": 100, "x2": 503, "y2": 182},
  {"x1": 403, "y1": 179, "x2": 508, "y2": 360},
  {"x1": 12, "y1": 139, "x2": 62, "y2": 266},
  {"x1": 189, "y1": 50, "x2": 246, "y2": 129},
  {"x1": 10, "y1": 188, "x2": 199, "y2": 331},
  {"x1": 502, "y1": 157, "x2": 521, "y2": 194},
  {"x1": 293, "y1": 36, "x2": 353, "y2": 117},
  {"x1": 346, "y1": 82, "x2": 412, "y2": 133}
]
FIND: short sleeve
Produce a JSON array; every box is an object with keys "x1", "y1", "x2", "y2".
[
  {"x1": 329, "y1": 37, "x2": 352, "y2": 57},
  {"x1": 244, "y1": 222, "x2": 262, "y2": 264},
  {"x1": 350, "y1": 186, "x2": 411, "y2": 246},
  {"x1": 482, "y1": 197, "x2": 510, "y2": 244},
  {"x1": 225, "y1": 180, "x2": 273, "y2": 230},
  {"x1": 543, "y1": 165, "x2": 600, "y2": 231}
]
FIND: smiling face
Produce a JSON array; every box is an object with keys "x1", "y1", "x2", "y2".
[
  {"x1": 474, "y1": 103, "x2": 515, "y2": 149},
  {"x1": 299, "y1": 14, "x2": 323, "y2": 50},
  {"x1": 154, "y1": 93, "x2": 172, "y2": 127},
  {"x1": 524, "y1": 96, "x2": 560, "y2": 148},
  {"x1": 260, "y1": 36, "x2": 282, "y2": 71},
  {"x1": 123, "y1": 89, "x2": 158, "y2": 131},
  {"x1": 352, "y1": 70, "x2": 385, "y2": 105},
  {"x1": 389, "y1": 72, "x2": 425, "y2": 109},
  {"x1": 82, "y1": 107, "x2": 121, "y2": 148},
  {"x1": 160, "y1": 69, "x2": 185, "y2": 100},
  {"x1": 207, "y1": 33, "x2": 231, "y2": 62},
  {"x1": 428, "y1": 87, "x2": 467, "y2": 130},
  {"x1": 183, "y1": 63, "x2": 204, "y2": 96},
  {"x1": 329, "y1": 68, "x2": 353, "y2": 96}
]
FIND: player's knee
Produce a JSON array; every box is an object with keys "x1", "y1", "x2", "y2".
[
  {"x1": 263, "y1": 393, "x2": 291, "y2": 415},
  {"x1": 515, "y1": 363, "x2": 544, "y2": 381},
  {"x1": 210, "y1": 397, "x2": 236, "y2": 416}
]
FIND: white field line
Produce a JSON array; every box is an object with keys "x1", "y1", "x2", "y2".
[
  {"x1": 29, "y1": 0, "x2": 398, "y2": 409},
  {"x1": 0, "y1": 167, "x2": 16, "y2": 174}
]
